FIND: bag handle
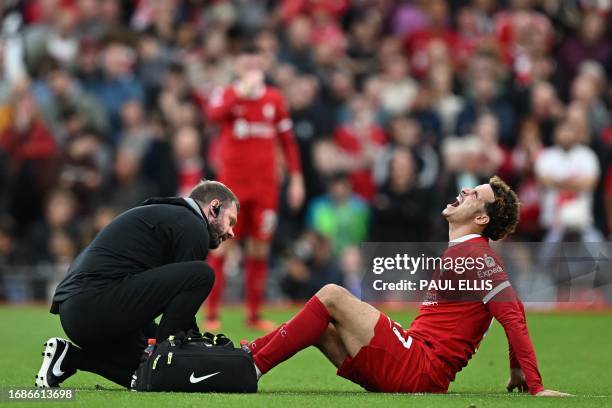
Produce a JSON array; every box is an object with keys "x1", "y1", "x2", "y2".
[{"x1": 169, "y1": 331, "x2": 233, "y2": 348}]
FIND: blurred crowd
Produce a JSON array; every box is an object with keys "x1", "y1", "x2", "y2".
[{"x1": 0, "y1": 0, "x2": 611, "y2": 302}]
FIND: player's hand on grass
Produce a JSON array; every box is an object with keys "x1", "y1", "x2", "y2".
[
  {"x1": 506, "y1": 368, "x2": 528, "y2": 393},
  {"x1": 535, "y1": 389, "x2": 572, "y2": 397}
]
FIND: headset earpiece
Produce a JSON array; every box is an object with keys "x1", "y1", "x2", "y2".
[{"x1": 212, "y1": 203, "x2": 221, "y2": 218}]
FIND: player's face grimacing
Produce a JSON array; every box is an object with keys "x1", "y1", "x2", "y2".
[
  {"x1": 207, "y1": 201, "x2": 238, "y2": 249},
  {"x1": 442, "y1": 183, "x2": 495, "y2": 224}
]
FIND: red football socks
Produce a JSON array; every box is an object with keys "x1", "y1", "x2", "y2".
[
  {"x1": 249, "y1": 326, "x2": 282, "y2": 354},
  {"x1": 253, "y1": 296, "x2": 331, "y2": 374},
  {"x1": 205, "y1": 254, "x2": 225, "y2": 321},
  {"x1": 245, "y1": 258, "x2": 267, "y2": 322}
]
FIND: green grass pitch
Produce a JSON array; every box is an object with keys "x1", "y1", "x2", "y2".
[{"x1": 1, "y1": 306, "x2": 611, "y2": 407}]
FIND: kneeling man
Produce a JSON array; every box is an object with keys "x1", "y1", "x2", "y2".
[{"x1": 36, "y1": 181, "x2": 238, "y2": 389}]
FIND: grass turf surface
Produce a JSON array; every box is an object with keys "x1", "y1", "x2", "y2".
[{"x1": 1, "y1": 306, "x2": 611, "y2": 407}]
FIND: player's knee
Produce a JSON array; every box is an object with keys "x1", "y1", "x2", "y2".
[
  {"x1": 317, "y1": 284, "x2": 349, "y2": 309},
  {"x1": 246, "y1": 239, "x2": 270, "y2": 259}
]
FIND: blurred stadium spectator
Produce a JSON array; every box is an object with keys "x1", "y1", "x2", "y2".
[
  {"x1": 535, "y1": 121, "x2": 601, "y2": 242},
  {"x1": 369, "y1": 148, "x2": 432, "y2": 242},
  {"x1": 280, "y1": 231, "x2": 342, "y2": 301},
  {"x1": 0, "y1": 0, "x2": 610, "y2": 303},
  {"x1": 306, "y1": 172, "x2": 369, "y2": 255}
]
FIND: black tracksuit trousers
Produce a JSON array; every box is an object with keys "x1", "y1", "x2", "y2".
[{"x1": 57, "y1": 261, "x2": 214, "y2": 387}]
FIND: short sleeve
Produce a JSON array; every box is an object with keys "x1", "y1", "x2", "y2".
[{"x1": 455, "y1": 243, "x2": 512, "y2": 303}]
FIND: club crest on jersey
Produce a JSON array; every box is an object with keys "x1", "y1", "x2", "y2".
[
  {"x1": 484, "y1": 255, "x2": 496, "y2": 268},
  {"x1": 263, "y1": 103, "x2": 275, "y2": 120},
  {"x1": 422, "y1": 292, "x2": 438, "y2": 306},
  {"x1": 234, "y1": 119, "x2": 249, "y2": 138}
]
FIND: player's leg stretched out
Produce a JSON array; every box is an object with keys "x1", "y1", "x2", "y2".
[{"x1": 245, "y1": 284, "x2": 380, "y2": 379}]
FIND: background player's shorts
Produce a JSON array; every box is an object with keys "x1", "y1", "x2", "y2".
[
  {"x1": 336, "y1": 313, "x2": 449, "y2": 393},
  {"x1": 224, "y1": 182, "x2": 278, "y2": 242}
]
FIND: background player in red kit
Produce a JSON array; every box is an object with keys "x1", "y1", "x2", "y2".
[
  {"x1": 244, "y1": 176, "x2": 569, "y2": 396},
  {"x1": 203, "y1": 46, "x2": 305, "y2": 330}
]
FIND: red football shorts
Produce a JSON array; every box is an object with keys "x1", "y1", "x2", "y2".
[
  {"x1": 337, "y1": 313, "x2": 449, "y2": 393},
  {"x1": 223, "y1": 181, "x2": 278, "y2": 242}
]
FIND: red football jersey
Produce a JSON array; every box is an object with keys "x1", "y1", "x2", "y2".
[
  {"x1": 406, "y1": 235, "x2": 544, "y2": 394},
  {"x1": 206, "y1": 85, "x2": 301, "y2": 190}
]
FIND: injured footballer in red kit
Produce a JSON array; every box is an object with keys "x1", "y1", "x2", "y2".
[{"x1": 241, "y1": 176, "x2": 570, "y2": 397}]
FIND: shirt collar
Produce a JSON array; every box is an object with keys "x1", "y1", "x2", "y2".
[
  {"x1": 449, "y1": 233, "x2": 483, "y2": 244},
  {"x1": 239, "y1": 86, "x2": 266, "y2": 100},
  {"x1": 184, "y1": 197, "x2": 204, "y2": 220}
]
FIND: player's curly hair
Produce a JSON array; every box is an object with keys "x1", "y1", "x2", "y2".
[{"x1": 482, "y1": 176, "x2": 520, "y2": 241}]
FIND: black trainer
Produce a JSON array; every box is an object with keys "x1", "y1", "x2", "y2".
[{"x1": 35, "y1": 338, "x2": 76, "y2": 388}]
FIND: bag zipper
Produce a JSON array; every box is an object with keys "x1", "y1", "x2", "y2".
[{"x1": 152, "y1": 354, "x2": 161, "y2": 370}]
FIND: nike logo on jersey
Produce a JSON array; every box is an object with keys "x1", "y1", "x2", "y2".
[{"x1": 189, "y1": 371, "x2": 220, "y2": 383}]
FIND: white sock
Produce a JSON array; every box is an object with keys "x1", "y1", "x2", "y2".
[{"x1": 254, "y1": 363, "x2": 262, "y2": 380}]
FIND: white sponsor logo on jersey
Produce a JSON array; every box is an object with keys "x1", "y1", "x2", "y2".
[
  {"x1": 233, "y1": 120, "x2": 275, "y2": 139},
  {"x1": 263, "y1": 103, "x2": 275, "y2": 119}
]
